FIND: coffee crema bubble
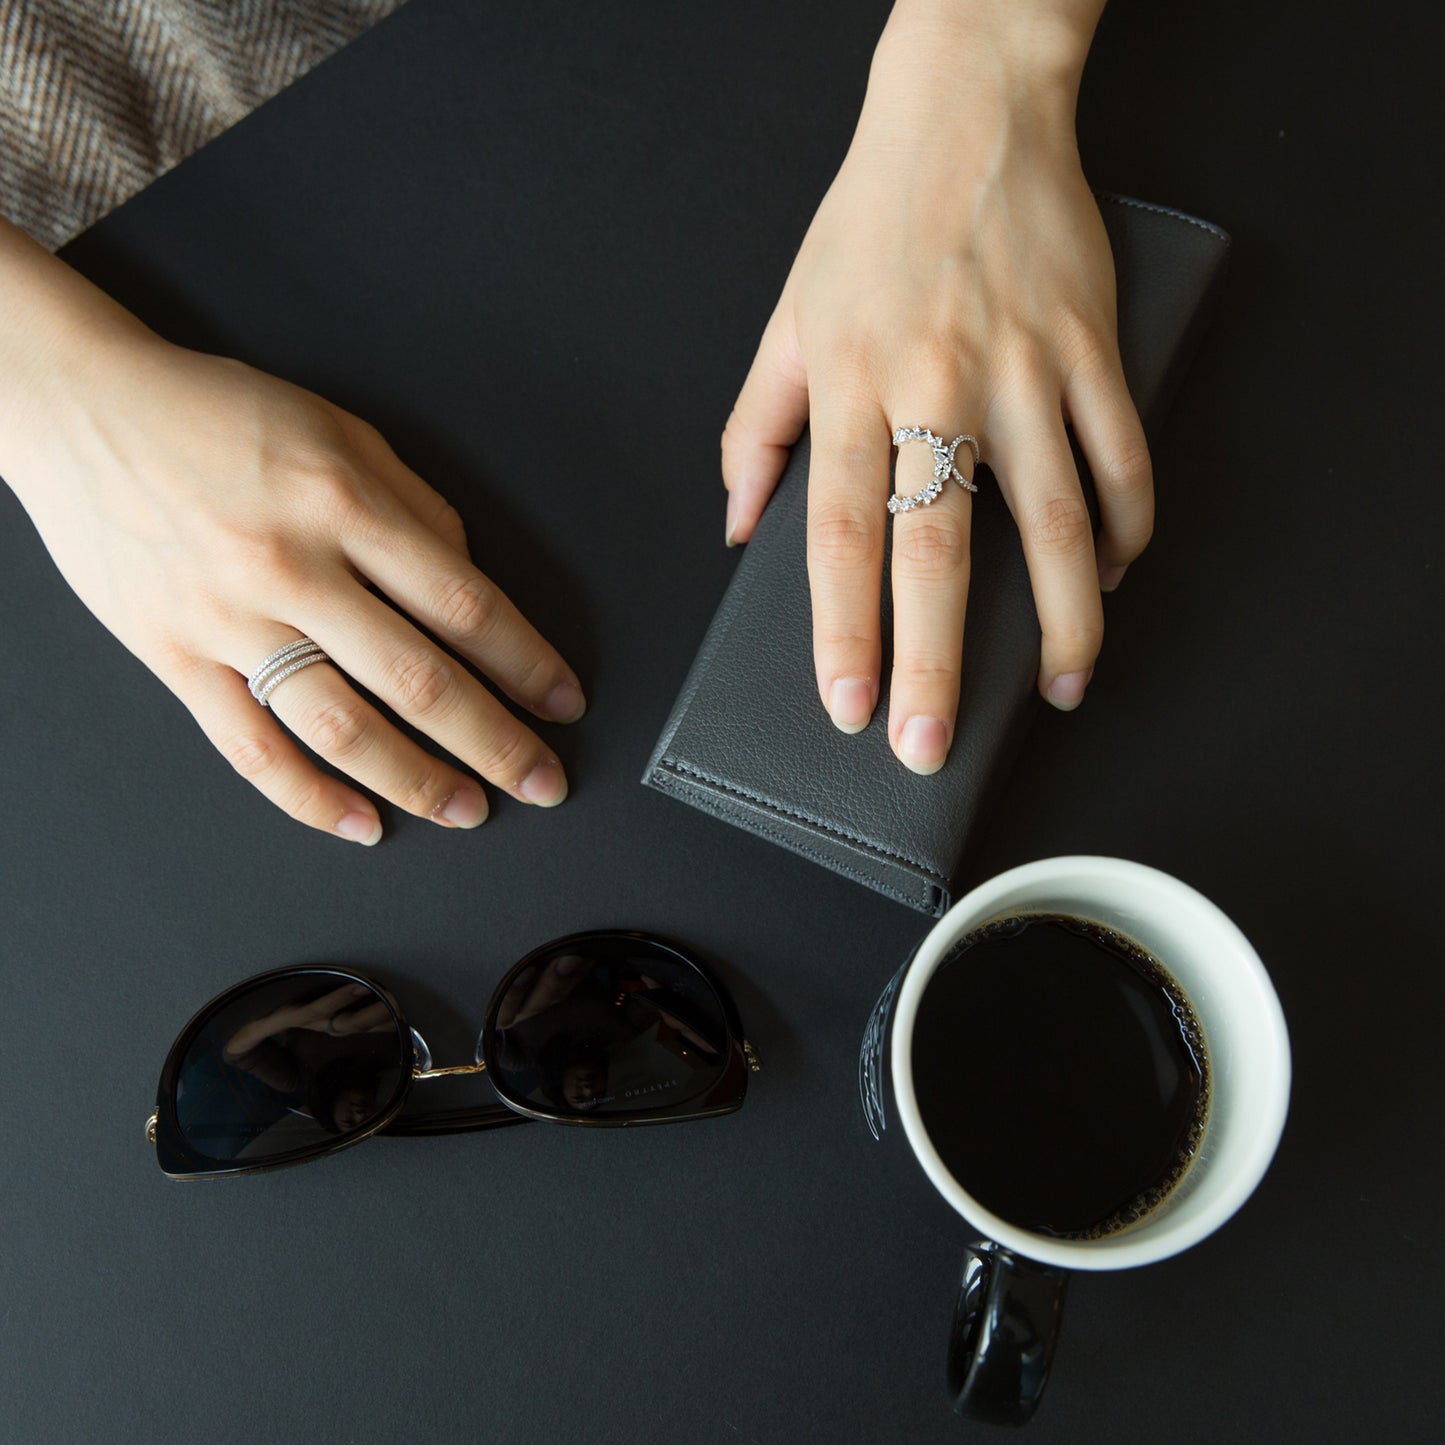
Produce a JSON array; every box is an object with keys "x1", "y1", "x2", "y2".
[{"x1": 911, "y1": 912, "x2": 1210, "y2": 1241}]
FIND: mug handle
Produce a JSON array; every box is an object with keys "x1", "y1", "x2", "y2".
[{"x1": 948, "y1": 1240, "x2": 1070, "y2": 1425}]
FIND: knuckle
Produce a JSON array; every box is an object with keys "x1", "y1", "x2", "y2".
[
  {"x1": 151, "y1": 635, "x2": 199, "y2": 681},
  {"x1": 720, "y1": 409, "x2": 750, "y2": 459},
  {"x1": 286, "y1": 774, "x2": 340, "y2": 827},
  {"x1": 347, "y1": 416, "x2": 386, "y2": 452},
  {"x1": 1046, "y1": 612, "x2": 1105, "y2": 663},
  {"x1": 1101, "y1": 433, "x2": 1154, "y2": 501},
  {"x1": 909, "y1": 333, "x2": 965, "y2": 398},
  {"x1": 1026, "y1": 494, "x2": 1093, "y2": 556},
  {"x1": 221, "y1": 731, "x2": 281, "y2": 781},
  {"x1": 815, "y1": 624, "x2": 875, "y2": 659},
  {"x1": 509, "y1": 648, "x2": 558, "y2": 708},
  {"x1": 480, "y1": 728, "x2": 537, "y2": 788},
  {"x1": 892, "y1": 656, "x2": 960, "y2": 692},
  {"x1": 720, "y1": 408, "x2": 783, "y2": 482},
  {"x1": 221, "y1": 530, "x2": 308, "y2": 591},
  {"x1": 810, "y1": 507, "x2": 878, "y2": 571},
  {"x1": 391, "y1": 766, "x2": 453, "y2": 819},
  {"x1": 299, "y1": 463, "x2": 376, "y2": 541},
  {"x1": 996, "y1": 329, "x2": 1054, "y2": 393},
  {"x1": 388, "y1": 649, "x2": 454, "y2": 716},
  {"x1": 432, "y1": 574, "x2": 498, "y2": 638},
  {"x1": 894, "y1": 517, "x2": 968, "y2": 577},
  {"x1": 304, "y1": 699, "x2": 371, "y2": 760},
  {"x1": 308, "y1": 462, "x2": 366, "y2": 517},
  {"x1": 1124, "y1": 518, "x2": 1154, "y2": 559}
]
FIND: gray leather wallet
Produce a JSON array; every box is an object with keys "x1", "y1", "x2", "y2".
[{"x1": 643, "y1": 195, "x2": 1231, "y2": 915}]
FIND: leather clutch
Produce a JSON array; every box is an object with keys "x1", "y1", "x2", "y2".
[{"x1": 643, "y1": 194, "x2": 1231, "y2": 915}]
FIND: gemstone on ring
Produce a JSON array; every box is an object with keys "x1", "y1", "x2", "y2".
[
  {"x1": 888, "y1": 426, "x2": 981, "y2": 515},
  {"x1": 247, "y1": 638, "x2": 330, "y2": 707}
]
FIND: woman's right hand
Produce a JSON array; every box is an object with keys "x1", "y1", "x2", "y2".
[{"x1": 0, "y1": 221, "x2": 584, "y2": 844}]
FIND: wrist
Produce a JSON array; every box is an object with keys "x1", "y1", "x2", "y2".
[
  {"x1": 885, "y1": 0, "x2": 1103, "y2": 76},
  {"x1": 866, "y1": 0, "x2": 1102, "y2": 138},
  {"x1": 0, "y1": 222, "x2": 160, "y2": 501}
]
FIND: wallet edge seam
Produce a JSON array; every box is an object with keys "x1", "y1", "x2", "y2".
[
  {"x1": 649, "y1": 765, "x2": 944, "y2": 913},
  {"x1": 655, "y1": 756, "x2": 951, "y2": 887}
]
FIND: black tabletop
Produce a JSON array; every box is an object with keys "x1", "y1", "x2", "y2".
[{"x1": 2, "y1": 1, "x2": 1441, "y2": 1440}]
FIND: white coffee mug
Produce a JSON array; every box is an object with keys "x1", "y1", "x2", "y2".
[{"x1": 860, "y1": 857, "x2": 1291, "y2": 1422}]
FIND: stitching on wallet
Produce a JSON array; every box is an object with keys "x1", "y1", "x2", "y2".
[
  {"x1": 657, "y1": 758, "x2": 949, "y2": 886},
  {"x1": 739, "y1": 814, "x2": 938, "y2": 912},
  {"x1": 654, "y1": 770, "x2": 937, "y2": 911},
  {"x1": 1094, "y1": 191, "x2": 1231, "y2": 246}
]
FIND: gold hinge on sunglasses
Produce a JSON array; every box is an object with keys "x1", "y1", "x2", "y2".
[
  {"x1": 743, "y1": 1040, "x2": 762, "y2": 1072},
  {"x1": 145, "y1": 1112, "x2": 158, "y2": 1144}
]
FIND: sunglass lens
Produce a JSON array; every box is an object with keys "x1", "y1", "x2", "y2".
[
  {"x1": 485, "y1": 937, "x2": 735, "y2": 1120},
  {"x1": 171, "y1": 973, "x2": 408, "y2": 1165}
]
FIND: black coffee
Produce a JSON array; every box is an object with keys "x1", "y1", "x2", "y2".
[{"x1": 911, "y1": 913, "x2": 1209, "y2": 1240}]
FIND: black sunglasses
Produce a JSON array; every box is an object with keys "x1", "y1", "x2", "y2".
[{"x1": 147, "y1": 930, "x2": 759, "y2": 1178}]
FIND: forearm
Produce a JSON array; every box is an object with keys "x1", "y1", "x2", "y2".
[{"x1": 0, "y1": 217, "x2": 155, "y2": 497}]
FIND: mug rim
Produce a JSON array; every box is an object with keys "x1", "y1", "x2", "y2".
[{"x1": 889, "y1": 856, "x2": 1291, "y2": 1271}]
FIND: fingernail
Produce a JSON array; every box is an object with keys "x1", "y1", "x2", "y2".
[
  {"x1": 519, "y1": 757, "x2": 568, "y2": 806},
  {"x1": 725, "y1": 491, "x2": 740, "y2": 547},
  {"x1": 433, "y1": 786, "x2": 488, "y2": 829},
  {"x1": 1047, "y1": 671, "x2": 1090, "y2": 710},
  {"x1": 1099, "y1": 564, "x2": 1127, "y2": 592},
  {"x1": 543, "y1": 678, "x2": 587, "y2": 723},
  {"x1": 828, "y1": 677, "x2": 875, "y2": 734},
  {"x1": 335, "y1": 810, "x2": 382, "y2": 846},
  {"x1": 898, "y1": 716, "x2": 949, "y2": 775}
]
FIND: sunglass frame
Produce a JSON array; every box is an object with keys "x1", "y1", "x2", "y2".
[{"x1": 150, "y1": 930, "x2": 753, "y2": 1179}]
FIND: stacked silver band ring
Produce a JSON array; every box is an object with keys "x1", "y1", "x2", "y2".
[
  {"x1": 888, "y1": 426, "x2": 981, "y2": 515},
  {"x1": 247, "y1": 638, "x2": 330, "y2": 707}
]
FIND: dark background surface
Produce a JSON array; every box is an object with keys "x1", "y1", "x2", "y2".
[{"x1": 2, "y1": 1, "x2": 1441, "y2": 1440}]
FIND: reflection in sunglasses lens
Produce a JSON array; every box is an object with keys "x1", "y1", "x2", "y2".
[
  {"x1": 487, "y1": 941, "x2": 732, "y2": 1120},
  {"x1": 174, "y1": 974, "x2": 407, "y2": 1164}
]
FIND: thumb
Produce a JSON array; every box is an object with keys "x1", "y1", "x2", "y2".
[{"x1": 720, "y1": 296, "x2": 809, "y2": 546}]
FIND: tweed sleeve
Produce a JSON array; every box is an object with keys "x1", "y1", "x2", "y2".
[{"x1": 0, "y1": 0, "x2": 405, "y2": 249}]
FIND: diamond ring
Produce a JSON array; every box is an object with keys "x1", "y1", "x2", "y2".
[
  {"x1": 887, "y1": 426, "x2": 981, "y2": 515},
  {"x1": 246, "y1": 638, "x2": 331, "y2": 707}
]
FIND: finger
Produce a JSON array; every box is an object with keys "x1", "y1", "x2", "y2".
[
  {"x1": 301, "y1": 585, "x2": 570, "y2": 807},
  {"x1": 887, "y1": 426, "x2": 975, "y2": 774},
  {"x1": 512, "y1": 956, "x2": 588, "y2": 1024},
  {"x1": 721, "y1": 296, "x2": 810, "y2": 546},
  {"x1": 495, "y1": 965, "x2": 539, "y2": 1029},
  {"x1": 989, "y1": 396, "x2": 1105, "y2": 710},
  {"x1": 1063, "y1": 349, "x2": 1153, "y2": 592},
  {"x1": 807, "y1": 386, "x2": 891, "y2": 733},
  {"x1": 343, "y1": 416, "x2": 472, "y2": 557},
  {"x1": 312, "y1": 983, "x2": 374, "y2": 1018},
  {"x1": 342, "y1": 513, "x2": 586, "y2": 727},
  {"x1": 260, "y1": 653, "x2": 495, "y2": 824},
  {"x1": 333, "y1": 1000, "x2": 392, "y2": 1035},
  {"x1": 180, "y1": 664, "x2": 384, "y2": 844}
]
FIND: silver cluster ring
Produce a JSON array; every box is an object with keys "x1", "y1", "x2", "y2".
[
  {"x1": 247, "y1": 638, "x2": 329, "y2": 707},
  {"x1": 887, "y1": 426, "x2": 981, "y2": 515}
]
